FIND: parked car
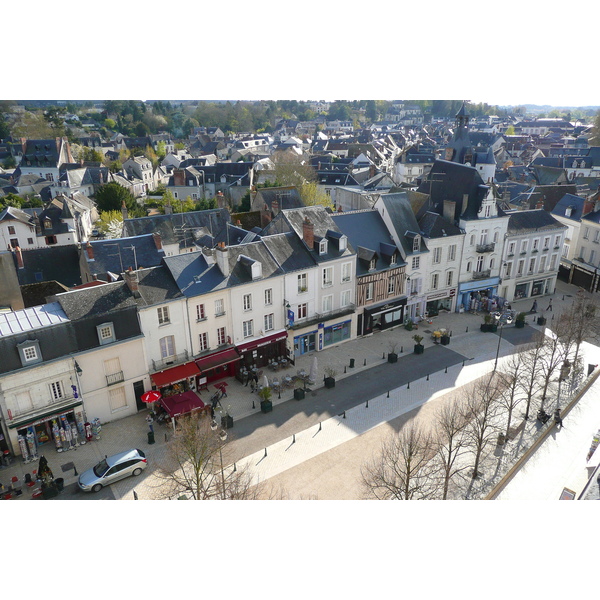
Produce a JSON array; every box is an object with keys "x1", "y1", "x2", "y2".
[{"x1": 78, "y1": 448, "x2": 147, "y2": 492}]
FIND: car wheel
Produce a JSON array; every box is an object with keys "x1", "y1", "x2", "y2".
[
  {"x1": 92, "y1": 484, "x2": 103, "y2": 493},
  {"x1": 132, "y1": 468, "x2": 143, "y2": 477}
]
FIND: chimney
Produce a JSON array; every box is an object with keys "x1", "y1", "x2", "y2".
[
  {"x1": 173, "y1": 168, "x2": 185, "y2": 186},
  {"x1": 271, "y1": 198, "x2": 280, "y2": 215},
  {"x1": 125, "y1": 267, "x2": 140, "y2": 297},
  {"x1": 152, "y1": 232, "x2": 163, "y2": 251},
  {"x1": 216, "y1": 241, "x2": 229, "y2": 276},
  {"x1": 582, "y1": 199, "x2": 595, "y2": 216},
  {"x1": 164, "y1": 198, "x2": 173, "y2": 214},
  {"x1": 15, "y1": 246, "x2": 24, "y2": 269},
  {"x1": 121, "y1": 200, "x2": 128, "y2": 220},
  {"x1": 86, "y1": 241, "x2": 94, "y2": 260},
  {"x1": 535, "y1": 199, "x2": 544, "y2": 210},
  {"x1": 216, "y1": 190, "x2": 226, "y2": 208},
  {"x1": 302, "y1": 217, "x2": 314, "y2": 250},
  {"x1": 443, "y1": 200, "x2": 456, "y2": 223}
]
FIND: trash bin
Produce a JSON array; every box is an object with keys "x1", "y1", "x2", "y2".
[
  {"x1": 147, "y1": 431, "x2": 155, "y2": 445},
  {"x1": 55, "y1": 478, "x2": 64, "y2": 492},
  {"x1": 588, "y1": 364, "x2": 596, "y2": 376},
  {"x1": 349, "y1": 358, "x2": 355, "y2": 368}
]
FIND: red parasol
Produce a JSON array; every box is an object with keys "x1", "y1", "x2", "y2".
[{"x1": 141, "y1": 390, "x2": 162, "y2": 403}]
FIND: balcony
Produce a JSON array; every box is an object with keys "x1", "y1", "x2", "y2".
[
  {"x1": 476, "y1": 242, "x2": 495, "y2": 253},
  {"x1": 288, "y1": 304, "x2": 356, "y2": 330},
  {"x1": 106, "y1": 371, "x2": 124, "y2": 386},
  {"x1": 152, "y1": 350, "x2": 190, "y2": 372},
  {"x1": 472, "y1": 269, "x2": 491, "y2": 280}
]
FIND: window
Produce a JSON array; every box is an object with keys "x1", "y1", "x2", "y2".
[
  {"x1": 264, "y1": 313, "x2": 274, "y2": 331},
  {"x1": 489, "y1": 258, "x2": 495, "y2": 270},
  {"x1": 540, "y1": 256, "x2": 546, "y2": 272},
  {"x1": 388, "y1": 277, "x2": 395, "y2": 295},
  {"x1": 196, "y1": 304, "x2": 206, "y2": 320},
  {"x1": 319, "y1": 239, "x2": 328, "y2": 255},
  {"x1": 412, "y1": 256, "x2": 420, "y2": 269},
  {"x1": 528, "y1": 258, "x2": 535, "y2": 273},
  {"x1": 480, "y1": 229, "x2": 488, "y2": 245},
  {"x1": 23, "y1": 346, "x2": 38, "y2": 361},
  {"x1": 517, "y1": 259, "x2": 524, "y2": 275},
  {"x1": 493, "y1": 232, "x2": 499, "y2": 244},
  {"x1": 27, "y1": 237, "x2": 34, "y2": 245},
  {"x1": 264, "y1": 288, "x2": 272, "y2": 305},
  {"x1": 470, "y1": 234, "x2": 475, "y2": 246},
  {"x1": 322, "y1": 295, "x2": 333, "y2": 313},
  {"x1": 554, "y1": 236, "x2": 561, "y2": 248},
  {"x1": 369, "y1": 258, "x2": 377, "y2": 270},
  {"x1": 49, "y1": 381, "x2": 64, "y2": 401},
  {"x1": 157, "y1": 306, "x2": 170, "y2": 325},
  {"x1": 199, "y1": 332, "x2": 209, "y2": 351},
  {"x1": 591, "y1": 250, "x2": 597, "y2": 265},
  {"x1": 322, "y1": 267, "x2": 333, "y2": 286},
  {"x1": 104, "y1": 357, "x2": 124, "y2": 385},
  {"x1": 505, "y1": 262, "x2": 512, "y2": 277},
  {"x1": 476, "y1": 255, "x2": 484, "y2": 271},
  {"x1": 108, "y1": 387, "x2": 127, "y2": 412},
  {"x1": 365, "y1": 282, "x2": 374, "y2": 301},
  {"x1": 448, "y1": 245, "x2": 456, "y2": 261},
  {"x1": 543, "y1": 237, "x2": 550, "y2": 249},
  {"x1": 8, "y1": 225, "x2": 15, "y2": 235},
  {"x1": 96, "y1": 322, "x2": 115, "y2": 345},
  {"x1": 243, "y1": 294, "x2": 252, "y2": 311},
  {"x1": 446, "y1": 271, "x2": 453, "y2": 286},
  {"x1": 159, "y1": 335, "x2": 175, "y2": 359},
  {"x1": 243, "y1": 320, "x2": 253, "y2": 338},
  {"x1": 431, "y1": 273, "x2": 439, "y2": 290},
  {"x1": 341, "y1": 289, "x2": 351, "y2": 307},
  {"x1": 341, "y1": 262, "x2": 352, "y2": 282},
  {"x1": 466, "y1": 261, "x2": 472, "y2": 273},
  {"x1": 520, "y1": 241, "x2": 528, "y2": 254},
  {"x1": 215, "y1": 298, "x2": 225, "y2": 316},
  {"x1": 412, "y1": 236, "x2": 420, "y2": 251},
  {"x1": 584, "y1": 227, "x2": 590, "y2": 240},
  {"x1": 533, "y1": 238, "x2": 539, "y2": 251},
  {"x1": 433, "y1": 247, "x2": 442, "y2": 264},
  {"x1": 508, "y1": 242, "x2": 515, "y2": 255},
  {"x1": 298, "y1": 273, "x2": 308, "y2": 293},
  {"x1": 297, "y1": 303, "x2": 308, "y2": 319},
  {"x1": 217, "y1": 327, "x2": 226, "y2": 346},
  {"x1": 550, "y1": 254, "x2": 557, "y2": 270}
]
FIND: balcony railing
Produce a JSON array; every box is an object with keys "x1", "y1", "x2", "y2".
[
  {"x1": 106, "y1": 371, "x2": 124, "y2": 386},
  {"x1": 152, "y1": 350, "x2": 190, "y2": 372},
  {"x1": 476, "y1": 242, "x2": 495, "y2": 253},
  {"x1": 472, "y1": 269, "x2": 491, "y2": 280},
  {"x1": 288, "y1": 304, "x2": 356, "y2": 330}
]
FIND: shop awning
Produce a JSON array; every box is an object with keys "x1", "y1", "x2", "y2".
[
  {"x1": 236, "y1": 330, "x2": 288, "y2": 353},
  {"x1": 8, "y1": 398, "x2": 83, "y2": 430},
  {"x1": 195, "y1": 347, "x2": 241, "y2": 373},
  {"x1": 151, "y1": 361, "x2": 201, "y2": 388},
  {"x1": 160, "y1": 391, "x2": 205, "y2": 418}
]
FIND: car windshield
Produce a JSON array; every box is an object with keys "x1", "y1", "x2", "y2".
[{"x1": 93, "y1": 459, "x2": 110, "y2": 477}]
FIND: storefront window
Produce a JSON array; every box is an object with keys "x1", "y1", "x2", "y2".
[{"x1": 323, "y1": 321, "x2": 351, "y2": 347}]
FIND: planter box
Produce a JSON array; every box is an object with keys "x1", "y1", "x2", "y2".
[
  {"x1": 441, "y1": 335, "x2": 450, "y2": 346},
  {"x1": 387, "y1": 353, "x2": 398, "y2": 363},
  {"x1": 489, "y1": 324, "x2": 498, "y2": 332},
  {"x1": 260, "y1": 400, "x2": 273, "y2": 413},
  {"x1": 324, "y1": 377, "x2": 336, "y2": 388},
  {"x1": 293, "y1": 388, "x2": 305, "y2": 401},
  {"x1": 515, "y1": 320, "x2": 525, "y2": 328},
  {"x1": 414, "y1": 344, "x2": 424, "y2": 355},
  {"x1": 480, "y1": 324, "x2": 489, "y2": 332},
  {"x1": 221, "y1": 414, "x2": 234, "y2": 429},
  {"x1": 537, "y1": 317, "x2": 547, "y2": 326}
]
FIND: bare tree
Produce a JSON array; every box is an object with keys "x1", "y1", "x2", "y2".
[
  {"x1": 155, "y1": 413, "x2": 260, "y2": 500},
  {"x1": 518, "y1": 337, "x2": 545, "y2": 420},
  {"x1": 361, "y1": 420, "x2": 439, "y2": 500},
  {"x1": 562, "y1": 290, "x2": 600, "y2": 371},
  {"x1": 538, "y1": 313, "x2": 571, "y2": 411},
  {"x1": 433, "y1": 398, "x2": 471, "y2": 499},
  {"x1": 462, "y1": 374, "x2": 504, "y2": 479},
  {"x1": 497, "y1": 351, "x2": 525, "y2": 440}
]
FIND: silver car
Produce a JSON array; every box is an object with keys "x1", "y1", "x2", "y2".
[{"x1": 78, "y1": 448, "x2": 147, "y2": 492}]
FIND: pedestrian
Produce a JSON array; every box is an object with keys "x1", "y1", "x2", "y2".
[
  {"x1": 547, "y1": 298, "x2": 553, "y2": 311},
  {"x1": 531, "y1": 299, "x2": 537, "y2": 313},
  {"x1": 146, "y1": 414, "x2": 154, "y2": 433},
  {"x1": 554, "y1": 408, "x2": 564, "y2": 429}
]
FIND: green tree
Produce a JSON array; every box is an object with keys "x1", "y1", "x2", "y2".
[{"x1": 94, "y1": 182, "x2": 137, "y2": 213}]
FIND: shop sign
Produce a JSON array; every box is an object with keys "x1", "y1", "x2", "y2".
[
  {"x1": 426, "y1": 290, "x2": 450, "y2": 301},
  {"x1": 449, "y1": 288, "x2": 456, "y2": 297}
]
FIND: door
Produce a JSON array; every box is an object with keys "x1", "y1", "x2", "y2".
[{"x1": 133, "y1": 380, "x2": 146, "y2": 412}]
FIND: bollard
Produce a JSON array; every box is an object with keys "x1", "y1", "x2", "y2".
[
  {"x1": 252, "y1": 400, "x2": 255, "y2": 409},
  {"x1": 426, "y1": 373, "x2": 429, "y2": 381},
  {"x1": 344, "y1": 366, "x2": 347, "y2": 373},
  {"x1": 349, "y1": 358, "x2": 355, "y2": 368},
  {"x1": 445, "y1": 366, "x2": 448, "y2": 373},
  {"x1": 318, "y1": 422, "x2": 322, "y2": 431},
  {"x1": 466, "y1": 326, "x2": 469, "y2": 333},
  {"x1": 407, "y1": 381, "x2": 410, "y2": 389},
  {"x1": 366, "y1": 399, "x2": 369, "y2": 408},
  {"x1": 364, "y1": 358, "x2": 367, "y2": 366},
  {"x1": 292, "y1": 434, "x2": 296, "y2": 444},
  {"x1": 400, "y1": 346, "x2": 403, "y2": 353},
  {"x1": 462, "y1": 360, "x2": 465, "y2": 367},
  {"x1": 387, "y1": 390, "x2": 390, "y2": 398},
  {"x1": 264, "y1": 448, "x2": 267, "y2": 458},
  {"x1": 73, "y1": 464, "x2": 78, "y2": 476},
  {"x1": 382, "y1": 352, "x2": 385, "y2": 359},
  {"x1": 133, "y1": 490, "x2": 138, "y2": 500}
]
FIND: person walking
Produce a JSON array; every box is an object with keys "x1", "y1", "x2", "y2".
[
  {"x1": 531, "y1": 299, "x2": 538, "y2": 313},
  {"x1": 547, "y1": 298, "x2": 553, "y2": 311},
  {"x1": 554, "y1": 408, "x2": 564, "y2": 429}
]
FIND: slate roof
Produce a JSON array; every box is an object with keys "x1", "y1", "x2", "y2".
[
  {"x1": 54, "y1": 281, "x2": 137, "y2": 320},
  {"x1": 16, "y1": 244, "x2": 82, "y2": 287},
  {"x1": 418, "y1": 211, "x2": 463, "y2": 239},
  {"x1": 134, "y1": 265, "x2": 184, "y2": 307},
  {"x1": 551, "y1": 193, "x2": 587, "y2": 221},
  {"x1": 507, "y1": 209, "x2": 566, "y2": 234},
  {"x1": 582, "y1": 209, "x2": 600, "y2": 225}
]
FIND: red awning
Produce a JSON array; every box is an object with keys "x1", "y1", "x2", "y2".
[
  {"x1": 151, "y1": 361, "x2": 201, "y2": 388},
  {"x1": 160, "y1": 391, "x2": 205, "y2": 418},
  {"x1": 195, "y1": 347, "x2": 241, "y2": 373},
  {"x1": 236, "y1": 330, "x2": 288, "y2": 353}
]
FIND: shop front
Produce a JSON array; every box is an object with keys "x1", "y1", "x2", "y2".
[
  {"x1": 294, "y1": 329, "x2": 317, "y2": 356},
  {"x1": 457, "y1": 276, "x2": 500, "y2": 312},
  {"x1": 359, "y1": 297, "x2": 407, "y2": 336},
  {"x1": 195, "y1": 347, "x2": 241, "y2": 387},
  {"x1": 236, "y1": 330, "x2": 289, "y2": 372},
  {"x1": 150, "y1": 361, "x2": 201, "y2": 397},
  {"x1": 512, "y1": 276, "x2": 554, "y2": 301},
  {"x1": 425, "y1": 289, "x2": 455, "y2": 317},
  {"x1": 7, "y1": 397, "x2": 86, "y2": 459}
]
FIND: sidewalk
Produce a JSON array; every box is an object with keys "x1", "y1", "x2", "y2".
[{"x1": 1, "y1": 278, "x2": 590, "y2": 500}]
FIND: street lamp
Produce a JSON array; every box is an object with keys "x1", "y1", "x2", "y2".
[
  {"x1": 493, "y1": 322, "x2": 504, "y2": 371},
  {"x1": 210, "y1": 419, "x2": 227, "y2": 499}
]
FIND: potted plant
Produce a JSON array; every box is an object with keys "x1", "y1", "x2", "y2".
[
  {"x1": 387, "y1": 341, "x2": 399, "y2": 363},
  {"x1": 537, "y1": 312, "x2": 547, "y2": 326},
  {"x1": 221, "y1": 405, "x2": 234, "y2": 429},
  {"x1": 441, "y1": 331, "x2": 450, "y2": 345},
  {"x1": 324, "y1": 366, "x2": 337, "y2": 388},
  {"x1": 404, "y1": 318, "x2": 414, "y2": 331},
  {"x1": 293, "y1": 378, "x2": 305, "y2": 400},
  {"x1": 432, "y1": 330, "x2": 442, "y2": 343},
  {"x1": 413, "y1": 334, "x2": 424, "y2": 354},
  {"x1": 515, "y1": 312, "x2": 526, "y2": 328},
  {"x1": 481, "y1": 314, "x2": 493, "y2": 332},
  {"x1": 258, "y1": 386, "x2": 273, "y2": 413}
]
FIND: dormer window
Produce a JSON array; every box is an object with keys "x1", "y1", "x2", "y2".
[
  {"x1": 17, "y1": 340, "x2": 42, "y2": 366},
  {"x1": 412, "y1": 235, "x2": 420, "y2": 252},
  {"x1": 97, "y1": 322, "x2": 116, "y2": 345},
  {"x1": 319, "y1": 239, "x2": 328, "y2": 255},
  {"x1": 369, "y1": 258, "x2": 377, "y2": 271},
  {"x1": 390, "y1": 253, "x2": 397, "y2": 265}
]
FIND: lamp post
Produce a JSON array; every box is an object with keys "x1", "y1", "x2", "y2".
[
  {"x1": 493, "y1": 322, "x2": 504, "y2": 371},
  {"x1": 210, "y1": 419, "x2": 227, "y2": 499}
]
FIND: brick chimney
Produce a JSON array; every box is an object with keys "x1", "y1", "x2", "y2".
[
  {"x1": 582, "y1": 199, "x2": 595, "y2": 216},
  {"x1": 15, "y1": 246, "x2": 24, "y2": 269},
  {"x1": 216, "y1": 241, "x2": 229, "y2": 276},
  {"x1": 302, "y1": 217, "x2": 314, "y2": 250},
  {"x1": 271, "y1": 198, "x2": 280, "y2": 215},
  {"x1": 86, "y1": 241, "x2": 94, "y2": 260},
  {"x1": 152, "y1": 232, "x2": 163, "y2": 251},
  {"x1": 124, "y1": 267, "x2": 140, "y2": 297},
  {"x1": 173, "y1": 168, "x2": 185, "y2": 186}
]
